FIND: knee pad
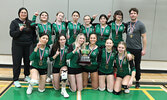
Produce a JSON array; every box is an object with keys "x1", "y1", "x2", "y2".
[
  {"x1": 30, "y1": 79, "x2": 39, "y2": 86},
  {"x1": 99, "y1": 87, "x2": 105, "y2": 91},
  {"x1": 122, "y1": 85, "x2": 128, "y2": 89},
  {"x1": 61, "y1": 70, "x2": 68, "y2": 82},
  {"x1": 107, "y1": 88, "x2": 113, "y2": 93},
  {"x1": 113, "y1": 90, "x2": 121, "y2": 95}
]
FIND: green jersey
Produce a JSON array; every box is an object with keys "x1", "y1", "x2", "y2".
[
  {"x1": 66, "y1": 45, "x2": 81, "y2": 68},
  {"x1": 50, "y1": 46, "x2": 68, "y2": 68},
  {"x1": 67, "y1": 22, "x2": 81, "y2": 45},
  {"x1": 99, "y1": 48, "x2": 116, "y2": 74},
  {"x1": 30, "y1": 47, "x2": 50, "y2": 69},
  {"x1": 31, "y1": 15, "x2": 52, "y2": 45},
  {"x1": 95, "y1": 24, "x2": 111, "y2": 47},
  {"x1": 82, "y1": 45, "x2": 99, "y2": 70},
  {"x1": 80, "y1": 25, "x2": 94, "y2": 42},
  {"x1": 111, "y1": 22, "x2": 125, "y2": 47},
  {"x1": 115, "y1": 55, "x2": 136, "y2": 77},
  {"x1": 52, "y1": 22, "x2": 67, "y2": 43}
]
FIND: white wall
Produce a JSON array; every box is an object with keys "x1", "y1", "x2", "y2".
[{"x1": 1, "y1": 0, "x2": 167, "y2": 60}]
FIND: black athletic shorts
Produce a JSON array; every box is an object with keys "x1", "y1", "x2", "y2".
[
  {"x1": 98, "y1": 70, "x2": 113, "y2": 75},
  {"x1": 82, "y1": 68, "x2": 97, "y2": 73},
  {"x1": 68, "y1": 67, "x2": 83, "y2": 74},
  {"x1": 52, "y1": 67, "x2": 61, "y2": 74}
]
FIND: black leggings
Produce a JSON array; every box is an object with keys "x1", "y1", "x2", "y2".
[
  {"x1": 127, "y1": 48, "x2": 142, "y2": 81},
  {"x1": 12, "y1": 42, "x2": 31, "y2": 81}
]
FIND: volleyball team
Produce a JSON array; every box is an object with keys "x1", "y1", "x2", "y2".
[{"x1": 9, "y1": 7, "x2": 146, "y2": 98}]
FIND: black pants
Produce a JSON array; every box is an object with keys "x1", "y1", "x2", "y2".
[
  {"x1": 127, "y1": 48, "x2": 142, "y2": 81},
  {"x1": 12, "y1": 42, "x2": 31, "y2": 81}
]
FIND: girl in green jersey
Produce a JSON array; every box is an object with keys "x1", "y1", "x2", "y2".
[
  {"x1": 50, "y1": 34, "x2": 69, "y2": 98},
  {"x1": 67, "y1": 11, "x2": 81, "y2": 45},
  {"x1": 110, "y1": 10, "x2": 126, "y2": 50},
  {"x1": 98, "y1": 39, "x2": 116, "y2": 92},
  {"x1": 66, "y1": 33, "x2": 86, "y2": 92},
  {"x1": 95, "y1": 14, "x2": 111, "y2": 48},
  {"x1": 31, "y1": 11, "x2": 52, "y2": 46},
  {"x1": 27, "y1": 33, "x2": 49, "y2": 95},
  {"x1": 113, "y1": 41, "x2": 136, "y2": 95},
  {"x1": 52, "y1": 12, "x2": 67, "y2": 43},
  {"x1": 82, "y1": 34, "x2": 99, "y2": 89},
  {"x1": 81, "y1": 15, "x2": 95, "y2": 42}
]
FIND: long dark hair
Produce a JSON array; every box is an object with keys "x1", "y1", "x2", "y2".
[
  {"x1": 113, "y1": 10, "x2": 123, "y2": 21},
  {"x1": 51, "y1": 34, "x2": 66, "y2": 54},
  {"x1": 18, "y1": 7, "x2": 30, "y2": 28}
]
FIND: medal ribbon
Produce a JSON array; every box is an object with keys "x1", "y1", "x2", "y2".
[
  {"x1": 115, "y1": 22, "x2": 122, "y2": 36},
  {"x1": 85, "y1": 26, "x2": 90, "y2": 38},
  {"x1": 105, "y1": 49, "x2": 112, "y2": 65},
  {"x1": 130, "y1": 20, "x2": 137, "y2": 33},
  {"x1": 56, "y1": 23, "x2": 62, "y2": 34},
  {"x1": 118, "y1": 54, "x2": 125, "y2": 69},
  {"x1": 60, "y1": 47, "x2": 65, "y2": 62},
  {"x1": 73, "y1": 22, "x2": 78, "y2": 34},
  {"x1": 42, "y1": 24, "x2": 48, "y2": 33},
  {"x1": 100, "y1": 25, "x2": 106, "y2": 36},
  {"x1": 89, "y1": 45, "x2": 96, "y2": 56},
  {"x1": 39, "y1": 47, "x2": 45, "y2": 61}
]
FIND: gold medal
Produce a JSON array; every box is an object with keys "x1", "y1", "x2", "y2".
[
  {"x1": 105, "y1": 64, "x2": 109, "y2": 69},
  {"x1": 59, "y1": 61, "x2": 62, "y2": 66},
  {"x1": 115, "y1": 36, "x2": 118, "y2": 39},
  {"x1": 100, "y1": 36, "x2": 104, "y2": 40},
  {"x1": 120, "y1": 68, "x2": 123, "y2": 72},
  {"x1": 39, "y1": 60, "x2": 43, "y2": 66},
  {"x1": 73, "y1": 34, "x2": 77, "y2": 38},
  {"x1": 130, "y1": 34, "x2": 133, "y2": 38}
]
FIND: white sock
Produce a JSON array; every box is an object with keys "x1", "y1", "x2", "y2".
[{"x1": 38, "y1": 88, "x2": 45, "y2": 92}]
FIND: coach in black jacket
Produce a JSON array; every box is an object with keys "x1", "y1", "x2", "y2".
[{"x1": 9, "y1": 7, "x2": 36, "y2": 87}]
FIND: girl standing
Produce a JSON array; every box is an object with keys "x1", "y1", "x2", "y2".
[
  {"x1": 67, "y1": 11, "x2": 81, "y2": 45},
  {"x1": 31, "y1": 11, "x2": 52, "y2": 46},
  {"x1": 81, "y1": 15, "x2": 95, "y2": 42},
  {"x1": 110, "y1": 10, "x2": 126, "y2": 49},
  {"x1": 52, "y1": 12, "x2": 67, "y2": 43},
  {"x1": 95, "y1": 14, "x2": 111, "y2": 48}
]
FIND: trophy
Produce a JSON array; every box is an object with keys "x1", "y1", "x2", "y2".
[{"x1": 78, "y1": 49, "x2": 91, "y2": 66}]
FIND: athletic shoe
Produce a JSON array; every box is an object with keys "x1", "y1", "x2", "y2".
[
  {"x1": 61, "y1": 87, "x2": 69, "y2": 98},
  {"x1": 135, "y1": 82, "x2": 140, "y2": 89},
  {"x1": 24, "y1": 76, "x2": 31, "y2": 82},
  {"x1": 124, "y1": 89, "x2": 130, "y2": 93},
  {"x1": 14, "y1": 81, "x2": 21, "y2": 88},
  {"x1": 26, "y1": 84, "x2": 33, "y2": 94}
]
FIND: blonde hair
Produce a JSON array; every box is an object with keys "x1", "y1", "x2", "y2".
[
  {"x1": 118, "y1": 41, "x2": 134, "y2": 60},
  {"x1": 73, "y1": 33, "x2": 86, "y2": 49}
]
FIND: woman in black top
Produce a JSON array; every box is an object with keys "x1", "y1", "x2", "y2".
[{"x1": 9, "y1": 7, "x2": 36, "y2": 87}]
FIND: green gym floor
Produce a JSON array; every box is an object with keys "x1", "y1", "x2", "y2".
[{"x1": 0, "y1": 82, "x2": 167, "y2": 100}]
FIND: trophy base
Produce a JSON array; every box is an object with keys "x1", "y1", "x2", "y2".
[{"x1": 78, "y1": 61, "x2": 91, "y2": 66}]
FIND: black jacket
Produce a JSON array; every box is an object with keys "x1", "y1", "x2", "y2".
[{"x1": 10, "y1": 18, "x2": 36, "y2": 45}]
